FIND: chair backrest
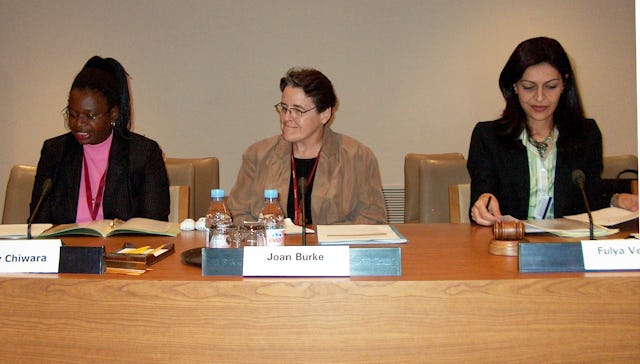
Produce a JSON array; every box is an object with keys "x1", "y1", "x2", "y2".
[
  {"x1": 448, "y1": 183, "x2": 471, "y2": 224},
  {"x1": 165, "y1": 157, "x2": 219, "y2": 218},
  {"x1": 418, "y1": 158, "x2": 470, "y2": 223},
  {"x1": 602, "y1": 154, "x2": 638, "y2": 179},
  {"x1": 601, "y1": 155, "x2": 638, "y2": 195},
  {"x1": 404, "y1": 153, "x2": 464, "y2": 223},
  {"x1": 2, "y1": 164, "x2": 37, "y2": 224},
  {"x1": 168, "y1": 185, "x2": 190, "y2": 223}
]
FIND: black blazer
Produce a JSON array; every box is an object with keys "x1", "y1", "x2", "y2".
[
  {"x1": 467, "y1": 119, "x2": 610, "y2": 220},
  {"x1": 30, "y1": 131, "x2": 170, "y2": 224}
]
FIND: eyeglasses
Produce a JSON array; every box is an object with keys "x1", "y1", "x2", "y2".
[
  {"x1": 62, "y1": 108, "x2": 109, "y2": 124},
  {"x1": 274, "y1": 103, "x2": 316, "y2": 119}
]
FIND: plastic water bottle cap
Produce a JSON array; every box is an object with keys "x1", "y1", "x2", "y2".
[
  {"x1": 211, "y1": 189, "x2": 225, "y2": 198},
  {"x1": 264, "y1": 189, "x2": 278, "y2": 198}
]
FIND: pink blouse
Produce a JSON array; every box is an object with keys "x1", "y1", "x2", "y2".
[{"x1": 76, "y1": 132, "x2": 113, "y2": 223}]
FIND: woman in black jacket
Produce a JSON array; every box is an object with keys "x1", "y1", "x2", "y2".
[{"x1": 467, "y1": 37, "x2": 637, "y2": 226}]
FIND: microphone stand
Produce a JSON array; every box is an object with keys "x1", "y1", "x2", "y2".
[
  {"x1": 28, "y1": 178, "x2": 53, "y2": 239},
  {"x1": 572, "y1": 170, "x2": 594, "y2": 240},
  {"x1": 578, "y1": 186, "x2": 595, "y2": 240}
]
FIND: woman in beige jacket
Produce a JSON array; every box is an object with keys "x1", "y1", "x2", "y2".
[{"x1": 227, "y1": 67, "x2": 387, "y2": 225}]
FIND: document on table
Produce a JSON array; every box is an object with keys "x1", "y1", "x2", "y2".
[
  {"x1": 501, "y1": 215, "x2": 618, "y2": 238},
  {"x1": 316, "y1": 224, "x2": 407, "y2": 245},
  {"x1": 564, "y1": 207, "x2": 638, "y2": 227},
  {"x1": 0, "y1": 224, "x2": 53, "y2": 239},
  {"x1": 283, "y1": 218, "x2": 315, "y2": 234}
]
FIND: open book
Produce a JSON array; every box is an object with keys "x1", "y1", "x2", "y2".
[
  {"x1": 316, "y1": 224, "x2": 407, "y2": 245},
  {"x1": 39, "y1": 218, "x2": 180, "y2": 238}
]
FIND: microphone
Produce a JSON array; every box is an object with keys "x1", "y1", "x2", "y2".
[
  {"x1": 27, "y1": 178, "x2": 53, "y2": 239},
  {"x1": 571, "y1": 169, "x2": 594, "y2": 240},
  {"x1": 299, "y1": 177, "x2": 308, "y2": 246}
]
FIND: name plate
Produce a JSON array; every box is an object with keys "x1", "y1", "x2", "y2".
[
  {"x1": 202, "y1": 247, "x2": 402, "y2": 276},
  {"x1": 0, "y1": 239, "x2": 62, "y2": 273},
  {"x1": 201, "y1": 248, "x2": 244, "y2": 276},
  {"x1": 582, "y1": 239, "x2": 640, "y2": 270},
  {"x1": 243, "y1": 246, "x2": 350, "y2": 276},
  {"x1": 350, "y1": 247, "x2": 402, "y2": 276},
  {"x1": 519, "y1": 242, "x2": 584, "y2": 273}
]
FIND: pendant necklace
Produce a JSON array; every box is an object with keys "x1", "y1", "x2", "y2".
[{"x1": 528, "y1": 129, "x2": 553, "y2": 158}]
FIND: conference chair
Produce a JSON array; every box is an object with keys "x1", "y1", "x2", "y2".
[
  {"x1": 2, "y1": 164, "x2": 37, "y2": 224},
  {"x1": 448, "y1": 183, "x2": 471, "y2": 224},
  {"x1": 418, "y1": 158, "x2": 470, "y2": 223},
  {"x1": 165, "y1": 157, "x2": 219, "y2": 218},
  {"x1": 602, "y1": 154, "x2": 638, "y2": 179},
  {"x1": 404, "y1": 153, "x2": 465, "y2": 223},
  {"x1": 602, "y1": 154, "x2": 638, "y2": 195},
  {"x1": 168, "y1": 185, "x2": 190, "y2": 223}
]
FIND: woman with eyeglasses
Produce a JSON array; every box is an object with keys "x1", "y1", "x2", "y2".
[
  {"x1": 30, "y1": 56, "x2": 170, "y2": 224},
  {"x1": 468, "y1": 37, "x2": 638, "y2": 226},
  {"x1": 227, "y1": 67, "x2": 387, "y2": 225}
]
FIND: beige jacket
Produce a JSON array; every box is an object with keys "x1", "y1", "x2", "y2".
[{"x1": 227, "y1": 127, "x2": 387, "y2": 225}]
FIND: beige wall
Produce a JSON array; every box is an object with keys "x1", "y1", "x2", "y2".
[{"x1": 0, "y1": 0, "x2": 636, "y2": 220}]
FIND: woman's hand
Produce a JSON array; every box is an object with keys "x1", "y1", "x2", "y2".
[
  {"x1": 471, "y1": 193, "x2": 502, "y2": 226},
  {"x1": 613, "y1": 193, "x2": 639, "y2": 212}
]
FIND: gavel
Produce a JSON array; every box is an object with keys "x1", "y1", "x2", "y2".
[{"x1": 489, "y1": 220, "x2": 525, "y2": 256}]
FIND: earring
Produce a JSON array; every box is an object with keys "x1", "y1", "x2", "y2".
[{"x1": 111, "y1": 121, "x2": 116, "y2": 127}]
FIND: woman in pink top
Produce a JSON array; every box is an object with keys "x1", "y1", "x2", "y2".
[{"x1": 30, "y1": 56, "x2": 170, "y2": 224}]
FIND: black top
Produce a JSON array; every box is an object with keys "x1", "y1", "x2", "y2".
[{"x1": 287, "y1": 157, "x2": 317, "y2": 225}]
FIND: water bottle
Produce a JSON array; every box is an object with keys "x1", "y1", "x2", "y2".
[
  {"x1": 206, "y1": 189, "x2": 234, "y2": 248},
  {"x1": 259, "y1": 189, "x2": 285, "y2": 246}
]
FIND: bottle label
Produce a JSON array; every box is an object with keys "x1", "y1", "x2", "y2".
[
  {"x1": 208, "y1": 225, "x2": 231, "y2": 248},
  {"x1": 265, "y1": 228, "x2": 285, "y2": 246},
  {"x1": 210, "y1": 234, "x2": 229, "y2": 248}
]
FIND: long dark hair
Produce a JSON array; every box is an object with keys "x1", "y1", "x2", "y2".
[
  {"x1": 497, "y1": 37, "x2": 585, "y2": 151},
  {"x1": 69, "y1": 56, "x2": 132, "y2": 134}
]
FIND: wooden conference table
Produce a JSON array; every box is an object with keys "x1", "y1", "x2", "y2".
[{"x1": 0, "y1": 223, "x2": 638, "y2": 363}]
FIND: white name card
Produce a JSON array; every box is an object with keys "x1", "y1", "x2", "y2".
[
  {"x1": 581, "y1": 239, "x2": 640, "y2": 271},
  {"x1": 242, "y1": 246, "x2": 350, "y2": 276},
  {"x1": 0, "y1": 239, "x2": 62, "y2": 273}
]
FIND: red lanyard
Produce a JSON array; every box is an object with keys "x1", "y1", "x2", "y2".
[
  {"x1": 291, "y1": 147, "x2": 320, "y2": 225},
  {"x1": 83, "y1": 157, "x2": 107, "y2": 221}
]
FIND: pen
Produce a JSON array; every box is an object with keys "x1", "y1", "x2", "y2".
[
  {"x1": 542, "y1": 197, "x2": 552, "y2": 219},
  {"x1": 125, "y1": 246, "x2": 150, "y2": 254},
  {"x1": 149, "y1": 244, "x2": 166, "y2": 256}
]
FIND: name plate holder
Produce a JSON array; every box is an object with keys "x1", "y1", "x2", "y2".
[
  {"x1": 519, "y1": 240, "x2": 640, "y2": 273},
  {"x1": 59, "y1": 245, "x2": 106, "y2": 274},
  {"x1": 202, "y1": 246, "x2": 402, "y2": 277}
]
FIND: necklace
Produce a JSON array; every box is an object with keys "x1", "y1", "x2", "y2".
[{"x1": 528, "y1": 129, "x2": 553, "y2": 158}]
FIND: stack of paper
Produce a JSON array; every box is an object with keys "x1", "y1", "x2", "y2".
[
  {"x1": 564, "y1": 207, "x2": 638, "y2": 227},
  {"x1": 283, "y1": 218, "x2": 315, "y2": 235},
  {"x1": 316, "y1": 225, "x2": 407, "y2": 245},
  {"x1": 0, "y1": 224, "x2": 52, "y2": 239},
  {"x1": 514, "y1": 218, "x2": 618, "y2": 238}
]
